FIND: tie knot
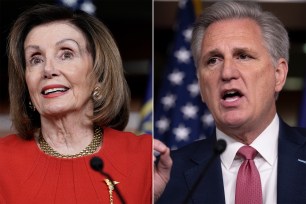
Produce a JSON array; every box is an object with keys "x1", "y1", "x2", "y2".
[{"x1": 237, "y1": 146, "x2": 257, "y2": 160}]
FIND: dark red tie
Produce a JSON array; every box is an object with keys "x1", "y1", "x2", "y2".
[{"x1": 235, "y1": 146, "x2": 262, "y2": 204}]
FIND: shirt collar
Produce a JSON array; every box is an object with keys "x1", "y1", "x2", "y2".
[{"x1": 217, "y1": 114, "x2": 279, "y2": 169}]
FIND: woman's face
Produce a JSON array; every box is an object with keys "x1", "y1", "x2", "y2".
[{"x1": 24, "y1": 21, "x2": 95, "y2": 118}]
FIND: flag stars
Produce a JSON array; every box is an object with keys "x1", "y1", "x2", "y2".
[
  {"x1": 182, "y1": 28, "x2": 193, "y2": 42},
  {"x1": 81, "y1": 1, "x2": 96, "y2": 15},
  {"x1": 168, "y1": 70, "x2": 185, "y2": 85},
  {"x1": 62, "y1": 0, "x2": 77, "y2": 7},
  {"x1": 178, "y1": 0, "x2": 188, "y2": 9},
  {"x1": 154, "y1": 0, "x2": 215, "y2": 149},
  {"x1": 174, "y1": 47, "x2": 191, "y2": 64},
  {"x1": 155, "y1": 117, "x2": 170, "y2": 133},
  {"x1": 181, "y1": 103, "x2": 198, "y2": 119},
  {"x1": 187, "y1": 81, "x2": 200, "y2": 97},
  {"x1": 202, "y1": 112, "x2": 214, "y2": 126},
  {"x1": 161, "y1": 94, "x2": 176, "y2": 110},
  {"x1": 173, "y1": 124, "x2": 191, "y2": 141}
]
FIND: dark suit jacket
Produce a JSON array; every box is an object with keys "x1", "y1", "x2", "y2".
[{"x1": 157, "y1": 119, "x2": 306, "y2": 204}]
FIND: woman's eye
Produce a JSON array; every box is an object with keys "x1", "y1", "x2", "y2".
[
  {"x1": 61, "y1": 51, "x2": 74, "y2": 60},
  {"x1": 29, "y1": 57, "x2": 43, "y2": 65}
]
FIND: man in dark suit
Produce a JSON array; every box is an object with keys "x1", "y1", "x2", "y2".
[{"x1": 154, "y1": 1, "x2": 306, "y2": 203}]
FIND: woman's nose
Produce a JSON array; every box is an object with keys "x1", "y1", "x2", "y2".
[{"x1": 43, "y1": 59, "x2": 60, "y2": 79}]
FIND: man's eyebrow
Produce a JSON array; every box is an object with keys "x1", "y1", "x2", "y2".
[
  {"x1": 203, "y1": 47, "x2": 255, "y2": 57},
  {"x1": 203, "y1": 49, "x2": 223, "y2": 59},
  {"x1": 232, "y1": 47, "x2": 253, "y2": 54}
]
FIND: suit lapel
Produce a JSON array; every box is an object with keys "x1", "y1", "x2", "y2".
[
  {"x1": 277, "y1": 120, "x2": 306, "y2": 203},
  {"x1": 181, "y1": 119, "x2": 306, "y2": 204},
  {"x1": 184, "y1": 134, "x2": 225, "y2": 204}
]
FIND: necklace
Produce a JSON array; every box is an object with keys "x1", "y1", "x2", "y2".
[{"x1": 38, "y1": 126, "x2": 103, "y2": 159}]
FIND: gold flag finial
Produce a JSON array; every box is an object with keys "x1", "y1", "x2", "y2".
[{"x1": 192, "y1": 0, "x2": 203, "y2": 18}]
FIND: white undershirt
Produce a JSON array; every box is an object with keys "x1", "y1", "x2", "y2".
[{"x1": 217, "y1": 114, "x2": 279, "y2": 204}]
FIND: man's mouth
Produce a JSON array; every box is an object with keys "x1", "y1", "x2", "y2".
[{"x1": 222, "y1": 90, "x2": 243, "y2": 102}]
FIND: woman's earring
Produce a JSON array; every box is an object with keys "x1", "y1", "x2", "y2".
[
  {"x1": 92, "y1": 86, "x2": 102, "y2": 101},
  {"x1": 29, "y1": 101, "x2": 36, "y2": 111}
]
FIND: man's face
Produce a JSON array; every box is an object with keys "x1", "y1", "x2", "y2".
[{"x1": 197, "y1": 18, "x2": 287, "y2": 139}]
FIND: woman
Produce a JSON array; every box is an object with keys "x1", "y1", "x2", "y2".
[{"x1": 0, "y1": 4, "x2": 152, "y2": 203}]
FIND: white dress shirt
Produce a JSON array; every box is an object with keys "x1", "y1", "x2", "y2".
[{"x1": 217, "y1": 114, "x2": 279, "y2": 204}]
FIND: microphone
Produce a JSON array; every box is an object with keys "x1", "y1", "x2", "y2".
[
  {"x1": 214, "y1": 139, "x2": 227, "y2": 154},
  {"x1": 90, "y1": 156, "x2": 103, "y2": 171},
  {"x1": 182, "y1": 139, "x2": 227, "y2": 204},
  {"x1": 90, "y1": 156, "x2": 126, "y2": 204}
]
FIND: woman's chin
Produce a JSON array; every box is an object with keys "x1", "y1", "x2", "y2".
[{"x1": 40, "y1": 107, "x2": 70, "y2": 117}]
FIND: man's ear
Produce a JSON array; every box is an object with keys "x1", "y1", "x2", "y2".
[{"x1": 275, "y1": 58, "x2": 288, "y2": 93}]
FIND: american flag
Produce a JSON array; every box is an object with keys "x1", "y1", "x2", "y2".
[
  {"x1": 154, "y1": 0, "x2": 214, "y2": 150},
  {"x1": 57, "y1": 0, "x2": 96, "y2": 15}
]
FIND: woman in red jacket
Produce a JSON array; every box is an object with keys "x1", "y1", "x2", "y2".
[{"x1": 0, "y1": 4, "x2": 152, "y2": 203}]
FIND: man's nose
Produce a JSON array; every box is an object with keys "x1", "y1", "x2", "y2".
[{"x1": 221, "y1": 59, "x2": 239, "y2": 82}]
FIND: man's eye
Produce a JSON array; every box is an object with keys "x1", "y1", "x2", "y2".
[
  {"x1": 207, "y1": 57, "x2": 218, "y2": 65},
  {"x1": 238, "y1": 54, "x2": 251, "y2": 60}
]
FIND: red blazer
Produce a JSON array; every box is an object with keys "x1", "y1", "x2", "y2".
[{"x1": 0, "y1": 127, "x2": 152, "y2": 203}]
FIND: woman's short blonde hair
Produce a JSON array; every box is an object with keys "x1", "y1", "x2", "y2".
[{"x1": 8, "y1": 4, "x2": 130, "y2": 139}]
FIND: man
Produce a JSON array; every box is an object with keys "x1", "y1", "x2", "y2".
[{"x1": 154, "y1": 1, "x2": 306, "y2": 203}]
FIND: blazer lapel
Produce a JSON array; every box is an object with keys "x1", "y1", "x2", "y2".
[
  {"x1": 184, "y1": 134, "x2": 225, "y2": 204},
  {"x1": 277, "y1": 120, "x2": 306, "y2": 204}
]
